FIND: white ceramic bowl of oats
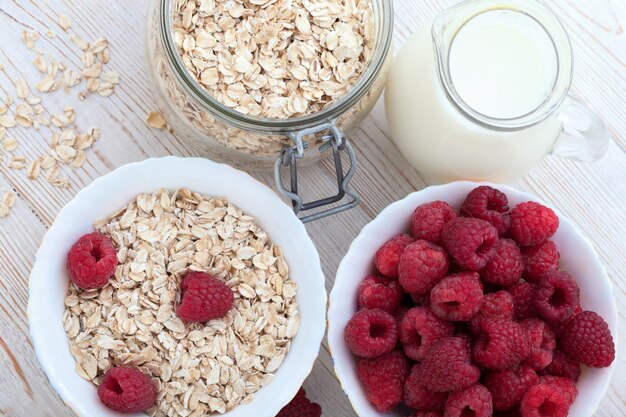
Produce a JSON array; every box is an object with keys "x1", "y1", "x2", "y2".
[
  {"x1": 327, "y1": 181, "x2": 618, "y2": 417},
  {"x1": 28, "y1": 156, "x2": 327, "y2": 417}
]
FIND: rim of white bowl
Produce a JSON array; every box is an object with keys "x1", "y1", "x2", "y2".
[
  {"x1": 328, "y1": 180, "x2": 618, "y2": 417},
  {"x1": 28, "y1": 156, "x2": 327, "y2": 417}
]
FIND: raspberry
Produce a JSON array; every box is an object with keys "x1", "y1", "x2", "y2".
[
  {"x1": 430, "y1": 272, "x2": 484, "y2": 321},
  {"x1": 533, "y1": 271, "x2": 580, "y2": 325},
  {"x1": 509, "y1": 282, "x2": 538, "y2": 320},
  {"x1": 412, "y1": 412, "x2": 443, "y2": 417},
  {"x1": 404, "y1": 365, "x2": 448, "y2": 411},
  {"x1": 67, "y1": 232, "x2": 118, "y2": 290},
  {"x1": 276, "y1": 388, "x2": 322, "y2": 417},
  {"x1": 398, "y1": 240, "x2": 449, "y2": 294},
  {"x1": 521, "y1": 241, "x2": 560, "y2": 283},
  {"x1": 469, "y1": 291, "x2": 514, "y2": 334},
  {"x1": 484, "y1": 366, "x2": 539, "y2": 411},
  {"x1": 538, "y1": 376, "x2": 578, "y2": 405},
  {"x1": 473, "y1": 318, "x2": 530, "y2": 369},
  {"x1": 177, "y1": 271, "x2": 234, "y2": 322},
  {"x1": 460, "y1": 186, "x2": 512, "y2": 235},
  {"x1": 399, "y1": 307, "x2": 453, "y2": 361},
  {"x1": 375, "y1": 234, "x2": 415, "y2": 277},
  {"x1": 510, "y1": 202, "x2": 559, "y2": 247},
  {"x1": 410, "y1": 201, "x2": 458, "y2": 243},
  {"x1": 520, "y1": 382, "x2": 571, "y2": 417},
  {"x1": 97, "y1": 367, "x2": 156, "y2": 413},
  {"x1": 444, "y1": 384, "x2": 493, "y2": 417},
  {"x1": 481, "y1": 239, "x2": 524, "y2": 286},
  {"x1": 441, "y1": 217, "x2": 499, "y2": 271},
  {"x1": 414, "y1": 337, "x2": 480, "y2": 392},
  {"x1": 345, "y1": 309, "x2": 398, "y2": 358},
  {"x1": 544, "y1": 349, "x2": 581, "y2": 381},
  {"x1": 560, "y1": 310, "x2": 615, "y2": 368},
  {"x1": 356, "y1": 350, "x2": 409, "y2": 412},
  {"x1": 358, "y1": 275, "x2": 404, "y2": 313},
  {"x1": 519, "y1": 319, "x2": 555, "y2": 370}
]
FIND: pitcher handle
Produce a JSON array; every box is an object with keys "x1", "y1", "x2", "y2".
[{"x1": 552, "y1": 95, "x2": 611, "y2": 162}]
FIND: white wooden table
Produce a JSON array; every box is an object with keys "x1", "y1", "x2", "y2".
[{"x1": 0, "y1": 0, "x2": 624, "y2": 416}]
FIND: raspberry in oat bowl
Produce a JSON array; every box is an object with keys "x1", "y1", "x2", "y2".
[{"x1": 63, "y1": 188, "x2": 300, "y2": 415}]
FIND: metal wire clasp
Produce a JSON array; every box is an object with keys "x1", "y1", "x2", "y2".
[{"x1": 274, "y1": 120, "x2": 361, "y2": 223}]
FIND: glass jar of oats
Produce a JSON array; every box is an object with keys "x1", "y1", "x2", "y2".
[{"x1": 146, "y1": 0, "x2": 393, "y2": 221}]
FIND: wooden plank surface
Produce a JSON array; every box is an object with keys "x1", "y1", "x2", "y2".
[{"x1": 0, "y1": 0, "x2": 624, "y2": 416}]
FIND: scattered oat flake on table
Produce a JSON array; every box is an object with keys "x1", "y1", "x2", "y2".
[
  {"x1": 8, "y1": 155, "x2": 26, "y2": 170},
  {"x1": 146, "y1": 111, "x2": 167, "y2": 129},
  {"x1": 59, "y1": 14, "x2": 72, "y2": 30},
  {"x1": 21, "y1": 30, "x2": 39, "y2": 49},
  {"x1": 16, "y1": 79, "x2": 29, "y2": 99},
  {"x1": 3, "y1": 192, "x2": 15, "y2": 209},
  {"x1": 0, "y1": 115, "x2": 16, "y2": 128},
  {"x1": 2, "y1": 137, "x2": 18, "y2": 151}
]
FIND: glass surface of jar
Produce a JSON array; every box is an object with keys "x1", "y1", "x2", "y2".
[
  {"x1": 146, "y1": 0, "x2": 393, "y2": 221},
  {"x1": 385, "y1": 0, "x2": 610, "y2": 185}
]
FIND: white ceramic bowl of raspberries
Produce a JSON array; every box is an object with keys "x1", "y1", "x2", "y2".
[
  {"x1": 28, "y1": 157, "x2": 327, "y2": 417},
  {"x1": 328, "y1": 181, "x2": 617, "y2": 417}
]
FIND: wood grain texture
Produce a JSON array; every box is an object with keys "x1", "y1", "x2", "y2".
[{"x1": 0, "y1": 0, "x2": 624, "y2": 416}]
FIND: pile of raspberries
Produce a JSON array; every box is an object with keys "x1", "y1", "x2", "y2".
[{"x1": 344, "y1": 186, "x2": 615, "y2": 417}]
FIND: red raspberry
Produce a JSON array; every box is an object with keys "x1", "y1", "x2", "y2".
[
  {"x1": 473, "y1": 318, "x2": 530, "y2": 369},
  {"x1": 519, "y1": 319, "x2": 555, "y2": 370},
  {"x1": 414, "y1": 337, "x2": 481, "y2": 392},
  {"x1": 398, "y1": 240, "x2": 449, "y2": 294},
  {"x1": 510, "y1": 202, "x2": 559, "y2": 247},
  {"x1": 276, "y1": 388, "x2": 322, "y2": 417},
  {"x1": 412, "y1": 412, "x2": 443, "y2": 417},
  {"x1": 399, "y1": 307, "x2": 453, "y2": 361},
  {"x1": 430, "y1": 272, "x2": 484, "y2": 321},
  {"x1": 484, "y1": 366, "x2": 539, "y2": 411},
  {"x1": 520, "y1": 382, "x2": 571, "y2": 417},
  {"x1": 544, "y1": 349, "x2": 581, "y2": 381},
  {"x1": 560, "y1": 310, "x2": 615, "y2": 368},
  {"x1": 481, "y1": 239, "x2": 523, "y2": 286},
  {"x1": 410, "y1": 201, "x2": 458, "y2": 243},
  {"x1": 177, "y1": 271, "x2": 234, "y2": 322},
  {"x1": 469, "y1": 291, "x2": 514, "y2": 334},
  {"x1": 509, "y1": 282, "x2": 538, "y2": 320},
  {"x1": 444, "y1": 384, "x2": 493, "y2": 417},
  {"x1": 404, "y1": 365, "x2": 448, "y2": 411},
  {"x1": 375, "y1": 234, "x2": 415, "y2": 277},
  {"x1": 67, "y1": 232, "x2": 118, "y2": 290},
  {"x1": 97, "y1": 367, "x2": 156, "y2": 413},
  {"x1": 441, "y1": 218, "x2": 499, "y2": 271},
  {"x1": 538, "y1": 376, "x2": 578, "y2": 405},
  {"x1": 521, "y1": 241, "x2": 560, "y2": 283},
  {"x1": 460, "y1": 186, "x2": 512, "y2": 235},
  {"x1": 345, "y1": 309, "x2": 398, "y2": 358},
  {"x1": 358, "y1": 275, "x2": 403, "y2": 313},
  {"x1": 533, "y1": 271, "x2": 580, "y2": 325},
  {"x1": 356, "y1": 350, "x2": 409, "y2": 412}
]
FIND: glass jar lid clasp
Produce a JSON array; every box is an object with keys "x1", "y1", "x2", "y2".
[{"x1": 274, "y1": 120, "x2": 361, "y2": 223}]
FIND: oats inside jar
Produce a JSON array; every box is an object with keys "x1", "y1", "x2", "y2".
[
  {"x1": 63, "y1": 188, "x2": 300, "y2": 416},
  {"x1": 173, "y1": 0, "x2": 375, "y2": 118}
]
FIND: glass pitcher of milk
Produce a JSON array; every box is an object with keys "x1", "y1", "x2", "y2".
[{"x1": 385, "y1": 0, "x2": 610, "y2": 184}]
